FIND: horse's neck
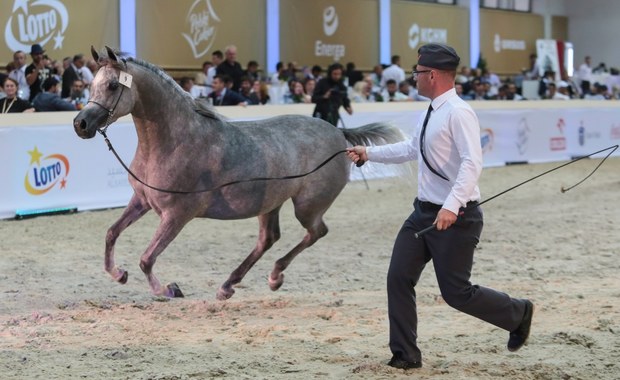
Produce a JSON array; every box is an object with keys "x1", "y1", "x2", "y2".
[
  {"x1": 127, "y1": 65, "x2": 220, "y2": 159},
  {"x1": 131, "y1": 89, "x2": 196, "y2": 148},
  {"x1": 131, "y1": 103, "x2": 220, "y2": 161}
]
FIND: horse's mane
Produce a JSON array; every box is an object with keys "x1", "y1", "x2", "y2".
[{"x1": 106, "y1": 52, "x2": 224, "y2": 121}]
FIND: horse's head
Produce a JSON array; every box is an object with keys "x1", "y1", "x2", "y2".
[{"x1": 73, "y1": 46, "x2": 135, "y2": 139}]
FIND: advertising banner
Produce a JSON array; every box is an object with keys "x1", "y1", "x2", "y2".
[
  {"x1": 0, "y1": 115, "x2": 135, "y2": 220},
  {"x1": 2, "y1": 104, "x2": 619, "y2": 219},
  {"x1": 1, "y1": 0, "x2": 119, "y2": 65},
  {"x1": 279, "y1": 0, "x2": 379, "y2": 71},
  {"x1": 135, "y1": 0, "x2": 266, "y2": 70},
  {"x1": 391, "y1": 1, "x2": 469, "y2": 71},
  {"x1": 480, "y1": 9, "x2": 543, "y2": 74}
]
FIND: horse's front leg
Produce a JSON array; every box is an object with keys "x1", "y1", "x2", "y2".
[
  {"x1": 217, "y1": 208, "x2": 281, "y2": 300},
  {"x1": 139, "y1": 215, "x2": 191, "y2": 298},
  {"x1": 105, "y1": 195, "x2": 150, "y2": 284}
]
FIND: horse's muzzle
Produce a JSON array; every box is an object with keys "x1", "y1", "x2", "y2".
[{"x1": 73, "y1": 109, "x2": 102, "y2": 139}]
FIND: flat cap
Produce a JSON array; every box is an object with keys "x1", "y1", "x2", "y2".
[{"x1": 417, "y1": 43, "x2": 460, "y2": 70}]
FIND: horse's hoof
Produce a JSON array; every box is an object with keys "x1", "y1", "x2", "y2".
[
  {"x1": 216, "y1": 286, "x2": 234, "y2": 301},
  {"x1": 268, "y1": 273, "x2": 284, "y2": 291},
  {"x1": 166, "y1": 282, "x2": 184, "y2": 298},
  {"x1": 117, "y1": 270, "x2": 128, "y2": 284}
]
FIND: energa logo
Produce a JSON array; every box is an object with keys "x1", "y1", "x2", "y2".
[{"x1": 323, "y1": 6, "x2": 338, "y2": 36}]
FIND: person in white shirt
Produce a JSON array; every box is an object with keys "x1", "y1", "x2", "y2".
[
  {"x1": 549, "y1": 82, "x2": 571, "y2": 100},
  {"x1": 204, "y1": 50, "x2": 223, "y2": 97},
  {"x1": 346, "y1": 43, "x2": 533, "y2": 370},
  {"x1": 381, "y1": 79, "x2": 409, "y2": 102},
  {"x1": 8, "y1": 51, "x2": 30, "y2": 100},
  {"x1": 577, "y1": 56, "x2": 592, "y2": 97},
  {"x1": 380, "y1": 55, "x2": 405, "y2": 90}
]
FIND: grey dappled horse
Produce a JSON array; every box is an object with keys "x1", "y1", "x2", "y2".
[{"x1": 73, "y1": 46, "x2": 404, "y2": 300}]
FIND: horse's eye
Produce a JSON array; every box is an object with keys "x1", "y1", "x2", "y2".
[{"x1": 108, "y1": 80, "x2": 119, "y2": 91}]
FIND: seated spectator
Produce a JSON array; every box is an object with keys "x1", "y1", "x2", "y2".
[
  {"x1": 303, "y1": 78, "x2": 316, "y2": 98},
  {"x1": 194, "y1": 61, "x2": 212, "y2": 86},
  {"x1": 86, "y1": 59, "x2": 99, "y2": 77},
  {"x1": 1, "y1": 77, "x2": 34, "y2": 113},
  {"x1": 495, "y1": 84, "x2": 509, "y2": 100},
  {"x1": 398, "y1": 80, "x2": 415, "y2": 101},
  {"x1": 368, "y1": 64, "x2": 383, "y2": 93},
  {"x1": 546, "y1": 83, "x2": 569, "y2": 100},
  {"x1": 554, "y1": 81, "x2": 572, "y2": 100},
  {"x1": 538, "y1": 70, "x2": 555, "y2": 99},
  {"x1": 179, "y1": 76, "x2": 194, "y2": 93},
  {"x1": 238, "y1": 76, "x2": 255, "y2": 104},
  {"x1": 455, "y1": 82, "x2": 472, "y2": 100},
  {"x1": 506, "y1": 83, "x2": 524, "y2": 100},
  {"x1": 67, "y1": 79, "x2": 89, "y2": 109},
  {"x1": 455, "y1": 66, "x2": 472, "y2": 86},
  {"x1": 207, "y1": 74, "x2": 247, "y2": 106},
  {"x1": 244, "y1": 60, "x2": 261, "y2": 83},
  {"x1": 481, "y1": 69, "x2": 501, "y2": 97},
  {"x1": 361, "y1": 75, "x2": 384, "y2": 101},
  {"x1": 381, "y1": 79, "x2": 409, "y2": 102},
  {"x1": 284, "y1": 80, "x2": 310, "y2": 104},
  {"x1": 471, "y1": 80, "x2": 491, "y2": 100},
  {"x1": 584, "y1": 83, "x2": 608, "y2": 100},
  {"x1": 248, "y1": 80, "x2": 270, "y2": 105},
  {"x1": 33, "y1": 77, "x2": 76, "y2": 111},
  {"x1": 351, "y1": 81, "x2": 374, "y2": 103},
  {"x1": 203, "y1": 50, "x2": 223, "y2": 96}
]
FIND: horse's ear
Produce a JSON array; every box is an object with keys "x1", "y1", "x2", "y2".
[
  {"x1": 91, "y1": 45, "x2": 99, "y2": 62},
  {"x1": 105, "y1": 46, "x2": 118, "y2": 62}
]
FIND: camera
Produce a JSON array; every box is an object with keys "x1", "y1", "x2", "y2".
[{"x1": 329, "y1": 86, "x2": 341, "y2": 96}]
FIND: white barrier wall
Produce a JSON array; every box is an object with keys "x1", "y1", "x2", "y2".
[{"x1": 1, "y1": 101, "x2": 619, "y2": 219}]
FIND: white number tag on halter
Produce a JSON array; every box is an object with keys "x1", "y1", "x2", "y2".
[{"x1": 119, "y1": 71, "x2": 133, "y2": 88}]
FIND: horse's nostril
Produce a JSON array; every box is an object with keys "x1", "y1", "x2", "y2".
[{"x1": 79, "y1": 119, "x2": 87, "y2": 130}]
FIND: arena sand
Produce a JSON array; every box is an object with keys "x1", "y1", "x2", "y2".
[{"x1": 1, "y1": 158, "x2": 619, "y2": 379}]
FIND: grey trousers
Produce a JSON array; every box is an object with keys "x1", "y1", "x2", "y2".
[{"x1": 387, "y1": 198, "x2": 527, "y2": 363}]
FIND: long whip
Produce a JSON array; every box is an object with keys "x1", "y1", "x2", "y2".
[{"x1": 414, "y1": 144, "x2": 619, "y2": 238}]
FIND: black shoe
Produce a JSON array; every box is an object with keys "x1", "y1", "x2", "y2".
[
  {"x1": 387, "y1": 356, "x2": 422, "y2": 369},
  {"x1": 507, "y1": 299, "x2": 534, "y2": 352}
]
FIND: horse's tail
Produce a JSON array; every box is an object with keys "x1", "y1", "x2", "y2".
[{"x1": 341, "y1": 122, "x2": 405, "y2": 147}]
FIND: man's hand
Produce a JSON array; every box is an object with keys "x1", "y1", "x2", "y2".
[
  {"x1": 345, "y1": 106, "x2": 353, "y2": 115},
  {"x1": 434, "y1": 208, "x2": 457, "y2": 231},
  {"x1": 346, "y1": 146, "x2": 368, "y2": 165}
]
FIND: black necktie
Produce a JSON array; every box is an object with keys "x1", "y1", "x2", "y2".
[{"x1": 419, "y1": 104, "x2": 449, "y2": 181}]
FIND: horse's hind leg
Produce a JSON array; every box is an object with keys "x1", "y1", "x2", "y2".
[
  {"x1": 217, "y1": 207, "x2": 281, "y2": 300},
  {"x1": 268, "y1": 205, "x2": 329, "y2": 292},
  {"x1": 105, "y1": 195, "x2": 150, "y2": 284},
  {"x1": 139, "y1": 215, "x2": 192, "y2": 298}
]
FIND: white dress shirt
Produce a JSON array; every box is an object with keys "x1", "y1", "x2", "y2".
[
  {"x1": 380, "y1": 64, "x2": 406, "y2": 89},
  {"x1": 9, "y1": 65, "x2": 29, "y2": 100},
  {"x1": 366, "y1": 88, "x2": 482, "y2": 214}
]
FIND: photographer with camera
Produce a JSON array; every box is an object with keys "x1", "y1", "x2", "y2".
[{"x1": 311, "y1": 63, "x2": 352, "y2": 127}]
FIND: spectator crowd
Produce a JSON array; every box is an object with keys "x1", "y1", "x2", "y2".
[{"x1": 2, "y1": 43, "x2": 619, "y2": 115}]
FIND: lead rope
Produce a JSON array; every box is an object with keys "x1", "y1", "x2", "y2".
[{"x1": 99, "y1": 131, "x2": 348, "y2": 195}]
